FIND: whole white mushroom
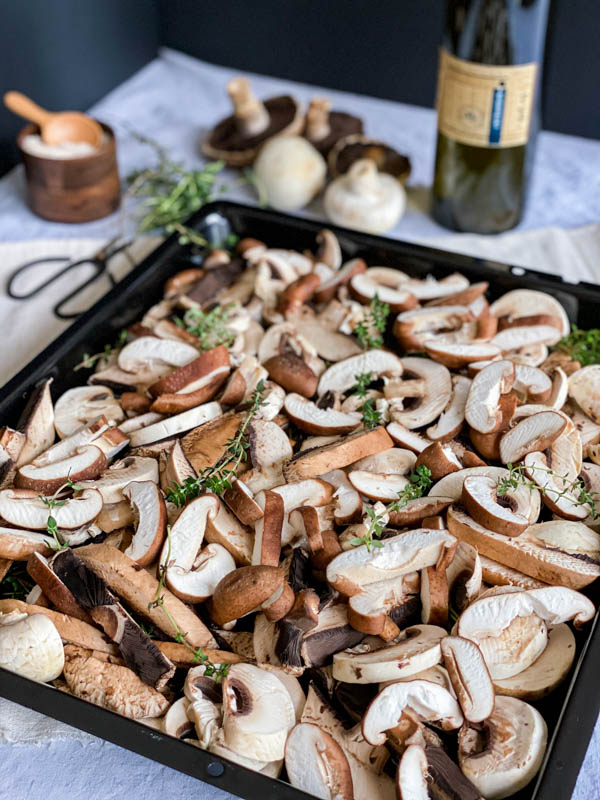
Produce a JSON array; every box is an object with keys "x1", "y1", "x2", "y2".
[
  {"x1": 324, "y1": 158, "x2": 406, "y2": 233},
  {"x1": 254, "y1": 135, "x2": 327, "y2": 211},
  {"x1": 0, "y1": 611, "x2": 64, "y2": 682}
]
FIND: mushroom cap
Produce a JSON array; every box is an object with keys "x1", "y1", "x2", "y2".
[
  {"x1": 362, "y1": 679, "x2": 463, "y2": 746},
  {"x1": 285, "y1": 722, "x2": 354, "y2": 800},
  {"x1": 254, "y1": 136, "x2": 327, "y2": 211},
  {"x1": 0, "y1": 611, "x2": 64, "y2": 682},
  {"x1": 458, "y1": 696, "x2": 547, "y2": 800},
  {"x1": 54, "y1": 386, "x2": 124, "y2": 439},
  {"x1": 328, "y1": 134, "x2": 411, "y2": 183},
  {"x1": 211, "y1": 565, "x2": 286, "y2": 626}
]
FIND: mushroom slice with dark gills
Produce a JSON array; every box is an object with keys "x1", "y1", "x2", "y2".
[
  {"x1": 301, "y1": 603, "x2": 364, "y2": 668},
  {"x1": 275, "y1": 589, "x2": 320, "y2": 667},
  {"x1": 441, "y1": 636, "x2": 494, "y2": 723},
  {"x1": 333, "y1": 624, "x2": 447, "y2": 684},
  {"x1": 52, "y1": 548, "x2": 174, "y2": 689},
  {"x1": 222, "y1": 663, "x2": 296, "y2": 762},
  {"x1": 54, "y1": 386, "x2": 124, "y2": 439},
  {"x1": 362, "y1": 679, "x2": 463, "y2": 746},
  {"x1": 285, "y1": 722, "x2": 354, "y2": 800},
  {"x1": 407, "y1": 745, "x2": 483, "y2": 800},
  {"x1": 458, "y1": 696, "x2": 547, "y2": 800},
  {"x1": 385, "y1": 358, "x2": 452, "y2": 430}
]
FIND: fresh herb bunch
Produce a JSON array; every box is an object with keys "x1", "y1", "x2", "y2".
[
  {"x1": 167, "y1": 380, "x2": 266, "y2": 506},
  {"x1": 40, "y1": 477, "x2": 83, "y2": 550},
  {"x1": 497, "y1": 462, "x2": 599, "y2": 519},
  {"x1": 74, "y1": 329, "x2": 127, "y2": 372},
  {"x1": 350, "y1": 505, "x2": 386, "y2": 552},
  {"x1": 389, "y1": 465, "x2": 433, "y2": 511},
  {"x1": 175, "y1": 304, "x2": 236, "y2": 351},
  {"x1": 555, "y1": 325, "x2": 600, "y2": 366},
  {"x1": 354, "y1": 296, "x2": 390, "y2": 350},
  {"x1": 148, "y1": 526, "x2": 230, "y2": 678},
  {"x1": 0, "y1": 562, "x2": 35, "y2": 601},
  {"x1": 351, "y1": 371, "x2": 382, "y2": 430}
]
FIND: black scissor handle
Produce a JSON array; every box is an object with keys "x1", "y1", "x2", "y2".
[
  {"x1": 52, "y1": 259, "x2": 110, "y2": 320},
  {"x1": 6, "y1": 256, "x2": 75, "y2": 300}
]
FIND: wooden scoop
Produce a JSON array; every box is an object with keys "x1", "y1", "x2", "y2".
[{"x1": 4, "y1": 91, "x2": 103, "y2": 148}]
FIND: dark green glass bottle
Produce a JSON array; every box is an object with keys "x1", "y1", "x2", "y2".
[{"x1": 432, "y1": 0, "x2": 549, "y2": 234}]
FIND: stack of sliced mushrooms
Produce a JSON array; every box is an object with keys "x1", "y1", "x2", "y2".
[{"x1": 1, "y1": 229, "x2": 600, "y2": 800}]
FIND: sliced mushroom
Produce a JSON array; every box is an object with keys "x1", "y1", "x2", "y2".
[
  {"x1": 79, "y1": 456, "x2": 158, "y2": 504},
  {"x1": 321, "y1": 470, "x2": 363, "y2": 526},
  {"x1": 118, "y1": 336, "x2": 198, "y2": 381},
  {"x1": 396, "y1": 744, "x2": 429, "y2": 800},
  {"x1": 446, "y1": 542, "x2": 482, "y2": 613},
  {"x1": 491, "y1": 324, "x2": 562, "y2": 353},
  {"x1": 386, "y1": 422, "x2": 430, "y2": 453},
  {"x1": 350, "y1": 269, "x2": 415, "y2": 313},
  {"x1": 0, "y1": 527, "x2": 51, "y2": 560},
  {"x1": 318, "y1": 350, "x2": 403, "y2": 397},
  {"x1": 499, "y1": 409, "x2": 567, "y2": 464},
  {"x1": 489, "y1": 289, "x2": 570, "y2": 336},
  {"x1": 16, "y1": 378, "x2": 55, "y2": 466},
  {"x1": 16, "y1": 444, "x2": 107, "y2": 494},
  {"x1": 425, "y1": 341, "x2": 501, "y2": 368},
  {"x1": 387, "y1": 358, "x2": 452, "y2": 430},
  {"x1": 211, "y1": 564, "x2": 291, "y2": 626},
  {"x1": 162, "y1": 696, "x2": 193, "y2": 739},
  {"x1": 512, "y1": 363, "x2": 553, "y2": 403},
  {"x1": 523, "y1": 449, "x2": 588, "y2": 521},
  {"x1": 441, "y1": 636, "x2": 494, "y2": 723},
  {"x1": 54, "y1": 386, "x2": 124, "y2": 439},
  {"x1": 465, "y1": 360, "x2": 515, "y2": 434},
  {"x1": 26, "y1": 552, "x2": 89, "y2": 621},
  {"x1": 0, "y1": 427, "x2": 25, "y2": 486},
  {"x1": 348, "y1": 470, "x2": 409, "y2": 502},
  {"x1": 0, "y1": 488, "x2": 102, "y2": 530},
  {"x1": 128, "y1": 402, "x2": 222, "y2": 447},
  {"x1": 388, "y1": 496, "x2": 454, "y2": 527},
  {"x1": 348, "y1": 574, "x2": 420, "y2": 640},
  {"x1": 121, "y1": 481, "x2": 167, "y2": 567},
  {"x1": 285, "y1": 722, "x2": 354, "y2": 800},
  {"x1": 0, "y1": 610, "x2": 64, "y2": 682},
  {"x1": 568, "y1": 365, "x2": 600, "y2": 423},
  {"x1": 313, "y1": 258, "x2": 367, "y2": 305},
  {"x1": 426, "y1": 374, "x2": 471, "y2": 442},
  {"x1": 394, "y1": 305, "x2": 474, "y2": 352},
  {"x1": 333, "y1": 625, "x2": 447, "y2": 684},
  {"x1": 284, "y1": 393, "x2": 361, "y2": 435},
  {"x1": 462, "y1": 475, "x2": 530, "y2": 537},
  {"x1": 458, "y1": 696, "x2": 547, "y2": 800}
]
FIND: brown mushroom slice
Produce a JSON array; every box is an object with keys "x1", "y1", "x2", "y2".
[
  {"x1": 362, "y1": 679, "x2": 463, "y2": 746},
  {"x1": 387, "y1": 358, "x2": 452, "y2": 430},
  {"x1": 393, "y1": 305, "x2": 473, "y2": 352},
  {"x1": 79, "y1": 456, "x2": 159, "y2": 504},
  {"x1": 523, "y1": 450, "x2": 588, "y2": 521},
  {"x1": 348, "y1": 574, "x2": 419, "y2": 640},
  {"x1": 211, "y1": 564, "x2": 289, "y2": 626},
  {"x1": 524, "y1": 519, "x2": 600, "y2": 563},
  {"x1": 396, "y1": 744, "x2": 429, "y2": 800},
  {"x1": 327, "y1": 529, "x2": 455, "y2": 596},
  {"x1": 348, "y1": 470, "x2": 410, "y2": 502},
  {"x1": 121, "y1": 481, "x2": 167, "y2": 567},
  {"x1": 568, "y1": 365, "x2": 600, "y2": 423},
  {"x1": 318, "y1": 350, "x2": 404, "y2": 397},
  {"x1": 493, "y1": 623, "x2": 575, "y2": 700},
  {"x1": 499, "y1": 410, "x2": 567, "y2": 464},
  {"x1": 0, "y1": 488, "x2": 102, "y2": 531},
  {"x1": 223, "y1": 478, "x2": 264, "y2": 526},
  {"x1": 129, "y1": 402, "x2": 222, "y2": 447},
  {"x1": 333, "y1": 625, "x2": 447, "y2": 684},
  {"x1": 465, "y1": 360, "x2": 515, "y2": 434},
  {"x1": 285, "y1": 722, "x2": 353, "y2": 800},
  {"x1": 388, "y1": 496, "x2": 454, "y2": 527},
  {"x1": 26, "y1": 552, "x2": 88, "y2": 621},
  {"x1": 386, "y1": 423, "x2": 430, "y2": 453},
  {"x1": 253, "y1": 490, "x2": 284, "y2": 566},
  {"x1": 489, "y1": 289, "x2": 570, "y2": 336},
  {"x1": 458, "y1": 696, "x2": 547, "y2": 800},
  {"x1": 462, "y1": 475, "x2": 530, "y2": 537},
  {"x1": 284, "y1": 393, "x2": 361, "y2": 435},
  {"x1": 416, "y1": 442, "x2": 462, "y2": 481},
  {"x1": 491, "y1": 324, "x2": 562, "y2": 353},
  {"x1": 426, "y1": 375, "x2": 471, "y2": 442},
  {"x1": 15, "y1": 445, "x2": 107, "y2": 494},
  {"x1": 321, "y1": 470, "x2": 363, "y2": 526},
  {"x1": 350, "y1": 270, "x2": 416, "y2": 314},
  {"x1": 0, "y1": 528, "x2": 52, "y2": 560},
  {"x1": 204, "y1": 497, "x2": 254, "y2": 566},
  {"x1": 263, "y1": 353, "x2": 318, "y2": 397},
  {"x1": 222, "y1": 663, "x2": 296, "y2": 762},
  {"x1": 425, "y1": 341, "x2": 500, "y2": 368},
  {"x1": 148, "y1": 345, "x2": 230, "y2": 397},
  {"x1": 431, "y1": 467, "x2": 539, "y2": 521},
  {"x1": 0, "y1": 427, "x2": 25, "y2": 487},
  {"x1": 118, "y1": 335, "x2": 198, "y2": 377},
  {"x1": 15, "y1": 378, "x2": 55, "y2": 467},
  {"x1": 63, "y1": 647, "x2": 170, "y2": 719},
  {"x1": 479, "y1": 555, "x2": 547, "y2": 590},
  {"x1": 420, "y1": 538, "x2": 456, "y2": 627},
  {"x1": 440, "y1": 636, "x2": 494, "y2": 723},
  {"x1": 54, "y1": 386, "x2": 124, "y2": 439},
  {"x1": 313, "y1": 257, "x2": 367, "y2": 305},
  {"x1": 512, "y1": 364, "x2": 553, "y2": 403},
  {"x1": 447, "y1": 506, "x2": 600, "y2": 589}
]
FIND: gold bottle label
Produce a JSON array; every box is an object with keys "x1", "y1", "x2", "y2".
[{"x1": 436, "y1": 49, "x2": 538, "y2": 148}]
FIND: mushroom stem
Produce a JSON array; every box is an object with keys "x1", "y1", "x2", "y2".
[
  {"x1": 347, "y1": 159, "x2": 379, "y2": 196},
  {"x1": 228, "y1": 77, "x2": 270, "y2": 137},
  {"x1": 306, "y1": 98, "x2": 332, "y2": 142}
]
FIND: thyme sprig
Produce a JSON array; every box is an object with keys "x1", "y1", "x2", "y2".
[
  {"x1": 167, "y1": 380, "x2": 267, "y2": 506},
  {"x1": 351, "y1": 371, "x2": 382, "y2": 430},
  {"x1": 388, "y1": 465, "x2": 433, "y2": 511},
  {"x1": 350, "y1": 505, "x2": 386, "y2": 552},
  {"x1": 555, "y1": 324, "x2": 600, "y2": 366},
  {"x1": 40, "y1": 477, "x2": 83, "y2": 550},
  {"x1": 148, "y1": 525, "x2": 229, "y2": 679},
  {"x1": 497, "y1": 462, "x2": 599, "y2": 519},
  {"x1": 74, "y1": 329, "x2": 127, "y2": 371},
  {"x1": 174, "y1": 304, "x2": 236, "y2": 351},
  {"x1": 354, "y1": 296, "x2": 390, "y2": 350}
]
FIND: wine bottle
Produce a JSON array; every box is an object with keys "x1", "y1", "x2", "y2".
[{"x1": 432, "y1": 0, "x2": 550, "y2": 234}]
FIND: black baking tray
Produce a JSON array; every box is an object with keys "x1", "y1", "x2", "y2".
[{"x1": 1, "y1": 200, "x2": 599, "y2": 800}]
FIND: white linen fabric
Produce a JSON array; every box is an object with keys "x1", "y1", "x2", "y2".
[{"x1": 0, "y1": 47, "x2": 598, "y2": 800}]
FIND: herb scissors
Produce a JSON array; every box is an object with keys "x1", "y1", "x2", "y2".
[{"x1": 6, "y1": 236, "x2": 133, "y2": 320}]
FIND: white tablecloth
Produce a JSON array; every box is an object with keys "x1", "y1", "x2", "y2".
[{"x1": 0, "y1": 47, "x2": 599, "y2": 800}]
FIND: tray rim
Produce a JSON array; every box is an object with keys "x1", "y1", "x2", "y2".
[{"x1": 1, "y1": 199, "x2": 599, "y2": 800}]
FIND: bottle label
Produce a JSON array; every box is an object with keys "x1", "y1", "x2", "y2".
[{"x1": 436, "y1": 49, "x2": 537, "y2": 148}]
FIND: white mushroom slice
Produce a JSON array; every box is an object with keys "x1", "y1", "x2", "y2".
[
  {"x1": 362, "y1": 679, "x2": 463, "y2": 745},
  {"x1": 268, "y1": 479, "x2": 333, "y2": 546},
  {"x1": 122, "y1": 481, "x2": 167, "y2": 567},
  {"x1": 118, "y1": 412, "x2": 164, "y2": 434},
  {"x1": 0, "y1": 611, "x2": 64, "y2": 682},
  {"x1": 205, "y1": 498, "x2": 254, "y2": 566},
  {"x1": 294, "y1": 317, "x2": 363, "y2": 362},
  {"x1": 388, "y1": 358, "x2": 452, "y2": 430},
  {"x1": 285, "y1": 723, "x2": 354, "y2": 800},
  {"x1": 446, "y1": 542, "x2": 482, "y2": 612},
  {"x1": 348, "y1": 470, "x2": 409, "y2": 501},
  {"x1": 440, "y1": 636, "x2": 494, "y2": 723},
  {"x1": 489, "y1": 289, "x2": 570, "y2": 336},
  {"x1": 0, "y1": 488, "x2": 102, "y2": 530},
  {"x1": 54, "y1": 386, "x2": 124, "y2": 439},
  {"x1": 327, "y1": 529, "x2": 456, "y2": 596},
  {"x1": 222, "y1": 663, "x2": 295, "y2": 762},
  {"x1": 427, "y1": 375, "x2": 471, "y2": 442},
  {"x1": 568, "y1": 365, "x2": 600, "y2": 423},
  {"x1": 350, "y1": 271, "x2": 415, "y2": 311},
  {"x1": 394, "y1": 305, "x2": 473, "y2": 352},
  {"x1": 499, "y1": 410, "x2": 566, "y2": 464},
  {"x1": 333, "y1": 625, "x2": 447, "y2": 684},
  {"x1": 79, "y1": 456, "x2": 158, "y2": 504},
  {"x1": 16, "y1": 445, "x2": 107, "y2": 494},
  {"x1": 513, "y1": 364, "x2": 553, "y2": 403},
  {"x1": 425, "y1": 341, "x2": 501, "y2": 368},
  {"x1": 162, "y1": 696, "x2": 193, "y2": 739},
  {"x1": 462, "y1": 475, "x2": 530, "y2": 537},
  {"x1": 31, "y1": 416, "x2": 110, "y2": 467},
  {"x1": 458, "y1": 696, "x2": 547, "y2": 800},
  {"x1": 386, "y1": 423, "x2": 429, "y2": 453},
  {"x1": 382, "y1": 664, "x2": 454, "y2": 693},
  {"x1": 322, "y1": 470, "x2": 363, "y2": 526},
  {"x1": 546, "y1": 367, "x2": 569, "y2": 410},
  {"x1": 96, "y1": 500, "x2": 134, "y2": 533},
  {"x1": 397, "y1": 744, "x2": 429, "y2": 800},
  {"x1": 317, "y1": 350, "x2": 403, "y2": 396},
  {"x1": 403, "y1": 273, "x2": 470, "y2": 301},
  {"x1": 16, "y1": 379, "x2": 55, "y2": 467},
  {"x1": 0, "y1": 528, "x2": 52, "y2": 560},
  {"x1": 523, "y1": 519, "x2": 600, "y2": 563},
  {"x1": 284, "y1": 393, "x2": 361, "y2": 435},
  {"x1": 491, "y1": 324, "x2": 562, "y2": 352},
  {"x1": 523, "y1": 450, "x2": 588, "y2": 521},
  {"x1": 465, "y1": 360, "x2": 515, "y2": 434},
  {"x1": 493, "y1": 624, "x2": 575, "y2": 700},
  {"x1": 128, "y1": 402, "x2": 221, "y2": 447},
  {"x1": 118, "y1": 336, "x2": 198, "y2": 380},
  {"x1": 479, "y1": 555, "x2": 547, "y2": 590},
  {"x1": 352, "y1": 448, "x2": 416, "y2": 475},
  {"x1": 348, "y1": 574, "x2": 419, "y2": 639},
  {"x1": 209, "y1": 731, "x2": 279, "y2": 776}
]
